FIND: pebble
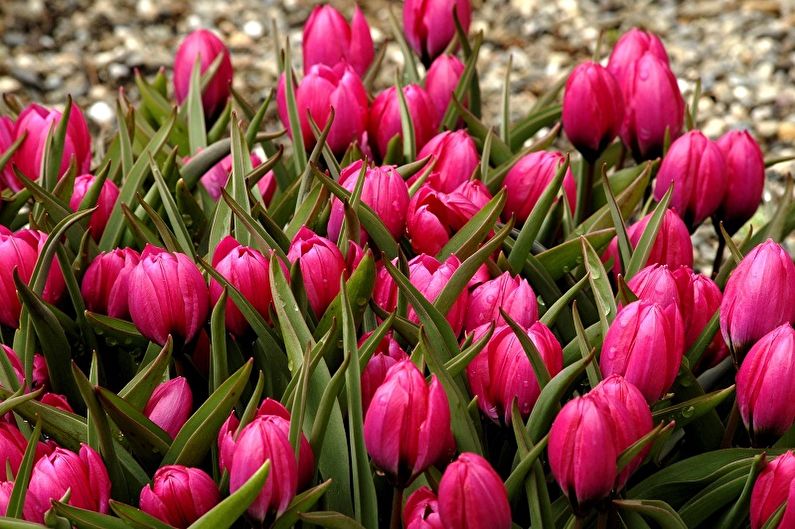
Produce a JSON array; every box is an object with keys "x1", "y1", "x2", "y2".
[{"x1": 88, "y1": 100, "x2": 114, "y2": 126}]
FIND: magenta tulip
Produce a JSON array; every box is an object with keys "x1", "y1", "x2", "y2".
[
  {"x1": 287, "y1": 227, "x2": 346, "y2": 317},
  {"x1": 0, "y1": 481, "x2": 12, "y2": 517},
  {"x1": 41, "y1": 393, "x2": 73, "y2": 413},
  {"x1": 18, "y1": 229, "x2": 66, "y2": 305},
  {"x1": 144, "y1": 377, "x2": 192, "y2": 439},
  {"x1": 653, "y1": 130, "x2": 727, "y2": 228},
  {"x1": 1, "y1": 344, "x2": 48, "y2": 391},
  {"x1": 198, "y1": 152, "x2": 263, "y2": 201},
  {"x1": 302, "y1": 5, "x2": 374, "y2": 77},
  {"x1": 364, "y1": 359, "x2": 453, "y2": 486},
  {"x1": 10, "y1": 103, "x2": 91, "y2": 191},
  {"x1": 140, "y1": 465, "x2": 220, "y2": 528},
  {"x1": 465, "y1": 272, "x2": 538, "y2": 332},
  {"x1": 673, "y1": 268, "x2": 728, "y2": 370},
  {"x1": 600, "y1": 300, "x2": 685, "y2": 402},
  {"x1": 413, "y1": 130, "x2": 479, "y2": 193},
  {"x1": 404, "y1": 0, "x2": 472, "y2": 62},
  {"x1": 437, "y1": 452, "x2": 511, "y2": 529},
  {"x1": 209, "y1": 236, "x2": 274, "y2": 336},
  {"x1": 425, "y1": 54, "x2": 465, "y2": 115},
  {"x1": 625, "y1": 264, "x2": 681, "y2": 310},
  {"x1": 69, "y1": 174, "x2": 120, "y2": 240},
  {"x1": 751, "y1": 452, "x2": 795, "y2": 529},
  {"x1": 404, "y1": 486, "x2": 442, "y2": 529},
  {"x1": 327, "y1": 160, "x2": 410, "y2": 242},
  {"x1": 173, "y1": 29, "x2": 233, "y2": 119},
  {"x1": 502, "y1": 151, "x2": 577, "y2": 223},
  {"x1": 368, "y1": 84, "x2": 439, "y2": 160},
  {"x1": 716, "y1": 129, "x2": 766, "y2": 233},
  {"x1": 24, "y1": 444, "x2": 110, "y2": 523},
  {"x1": 81, "y1": 248, "x2": 140, "y2": 319},
  {"x1": 720, "y1": 239, "x2": 795, "y2": 355},
  {"x1": 360, "y1": 332, "x2": 408, "y2": 414},
  {"x1": 277, "y1": 63, "x2": 369, "y2": 154},
  {"x1": 0, "y1": 117, "x2": 14, "y2": 189},
  {"x1": 562, "y1": 61, "x2": 624, "y2": 161},
  {"x1": 0, "y1": 423, "x2": 51, "y2": 475},
  {"x1": 128, "y1": 245, "x2": 209, "y2": 345},
  {"x1": 607, "y1": 28, "x2": 670, "y2": 85}
]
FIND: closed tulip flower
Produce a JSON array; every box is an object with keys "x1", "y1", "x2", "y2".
[
  {"x1": 653, "y1": 130, "x2": 727, "y2": 228},
  {"x1": 716, "y1": 129, "x2": 765, "y2": 234},
  {"x1": 412, "y1": 130, "x2": 479, "y2": 193},
  {"x1": 404, "y1": 486, "x2": 442, "y2": 529},
  {"x1": 750, "y1": 452, "x2": 795, "y2": 529},
  {"x1": 69, "y1": 174, "x2": 120, "y2": 240},
  {"x1": 0, "y1": 423, "x2": 51, "y2": 475},
  {"x1": 24, "y1": 444, "x2": 110, "y2": 523},
  {"x1": 720, "y1": 239, "x2": 795, "y2": 356},
  {"x1": 467, "y1": 322, "x2": 562, "y2": 423},
  {"x1": 40, "y1": 393, "x2": 73, "y2": 413},
  {"x1": 209, "y1": 236, "x2": 274, "y2": 336},
  {"x1": 81, "y1": 248, "x2": 140, "y2": 319},
  {"x1": 405, "y1": 184, "x2": 470, "y2": 256},
  {"x1": 465, "y1": 272, "x2": 538, "y2": 332},
  {"x1": 128, "y1": 245, "x2": 209, "y2": 345},
  {"x1": 548, "y1": 394, "x2": 618, "y2": 511},
  {"x1": 360, "y1": 332, "x2": 408, "y2": 414},
  {"x1": 736, "y1": 325, "x2": 795, "y2": 441},
  {"x1": 368, "y1": 85, "x2": 439, "y2": 160},
  {"x1": 18, "y1": 229, "x2": 66, "y2": 305},
  {"x1": 425, "y1": 54, "x2": 465, "y2": 115},
  {"x1": 302, "y1": 5, "x2": 374, "y2": 77},
  {"x1": 404, "y1": 0, "x2": 472, "y2": 63},
  {"x1": 144, "y1": 377, "x2": 192, "y2": 439},
  {"x1": 140, "y1": 465, "x2": 220, "y2": 528},
  {"x1": 0, "y1": 481, "x2": 12, "y2": 517},
  {"x1": 364, "y1": 359, "x2": 453, "y2": 486},
  {"x1": 607, "y1": 28, "x2": 670, "y2": 85},
  {"x1": 198, "y1": 152, "x2": 264, "y2": 201},
  {"x1": 173, "y1": 29, "x2": 233, "y2": 119},
  {"x1": 562, "y1": 61, "x2": 624, "y2": 162},
  {"x1": 1, "y1": 344, "x2": 49, "y2": 390},
  {"x1": 287, "y1": 227, "x2": 346, "y2": 318},
  {"x1": 10, "y1": 103, "x2": 91, "y2": 191},
  {"x1": 502, "y1": 151, "x2": 577, "y2": 223},
  {"x1": 0, "y1": 117, "x2": 14, "y2": 189},
  {"x1": 327, "y1": 160, "x2": 410, "y2": 242},
  {"x1": 277, "y1": 63, "x2": 369, "y2": 154},
  {"x1": 438, "y1": 452, "x2": 511, "y2": 529},
  {"x1": 600, "y1": 300, "x2": 685, "y2": 402},
  {"x1": 672, "y1": 268, "x2": 728, "y2": 370},
  {"x1": 625, "y1": 264, "x2": 681, "y2": 310}
]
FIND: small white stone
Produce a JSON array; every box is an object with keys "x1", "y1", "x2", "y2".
[
  {"x1": 244, "y1": 20, "x2": 264, "y2": 39},
  {"x1": 88, "y1": 101, "x2": 114, "y2": 126}
]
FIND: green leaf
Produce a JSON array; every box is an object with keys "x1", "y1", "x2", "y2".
[
  {"x1": 719, "y1": 452, "x2": 766, "y2": 529},
  {"x1": 500, "y1": 55, "x2": 512, "y2": 145},
  {"x1": 386, "y1": 8, "x2": 419, "y2": 84},
  {"x1": 0, "y1": 131, "x2": 27, "y2": 176},
  {"x1": 509, "y1": 104, "x2": 562, "y2": 151},
  {"x1": 450, "y1": 96, "x2": 512, "y2": 164},
  {"x1": 283, "y1": 43, "x2": 307, "y2": 175},
  {"x1": 652, "y1": 385, "x2": 735, "y2": 430},
  {"x1": 210, "y1": 290, "x2": 229, "y2": 393},
  {"x1": 540, "y1": 273, "x2": 590, "y2": 327},
  {"x1": 504, "y1": 434, "x2": 549, "y2": 500},
  {"x1": 581, "y1": 236, "x2": 617, "y2": 335},
  {"x1": 625, "y1": 186, "x2": 673, "y2": 279},
  {"x1": 42, "y1": 96, "x2": 72, "y2": 190},
  {"x1": 187, "y1": 460, "x2": 271, "y2": 529},
  {"x1": 150, "y1": 156, "x2": 194, "y2": 255},
  {"x1": 219, "y1": 189, "x2": 289, "y2": 264},
  {"x1": 395, "y1": 82, "x2": 416, "y2": 162},
  {"x1": 0, "y1": 519, "x2": 50, "y2": 528},
  {"x1": 50, "y1": 502, "x2": 131, "y2": 529},
  {"x1": 109, "y1": 501, "x2": 176, "y2": 529},
  {"x1": 613, "y1": 500, "x2": 687, "y2": 529},
  {"x1": 271, "y1": 480, "x2": 332, "y2": 529},
  {"x1": 616, "y1": 421, "x2": 674, "y2": 474},
  {"x1": 6, "y1": 420, "x2": 42, "y2": 518},
  {"x1": 440, "y1": 34, "x2": 484, "y2": 131},
  {"x1": 186, "y1": 58, "x2": 208, "y2": 154},
  {"x1": 445, "y1": 323, "x2": 493, "y2": 378},
  {"x1": 438, "y1": 190, "x2": 506, "y2": 261},
  {"x1": 117, "y1": 336, "x2": 173, "y2": 409},
  {"x1": 532, "y1": 229, "x2": 615, "y2": 280},
  {"x1": 298, "y1": 512, "x2": 367, "y2": 529}
]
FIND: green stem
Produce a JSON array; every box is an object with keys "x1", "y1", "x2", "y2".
[
  {"x1": 574, "y1": 159, "x2": 595, "y2": 225},
  {"x1": 390, "y1": 486, "x2": 404, "y2": 529},
  {"x1": 712, "y1": 225, "x2": 726, "y2": 280},
  {"x1": 721, "y1": 399, "x2": 740, "y2": 449}
]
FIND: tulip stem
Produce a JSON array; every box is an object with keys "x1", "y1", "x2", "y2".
[
  {"x1": 711, "y1": 227, "x2": 726, "y2": 279},
  {"x1": 574, "y1": 160, "x2": 595, "y2": 224},
  {"x1": 390, "y1": 486, "x2": 404, "y2": 529},
  {"x1": 721, "y1": 399, "x2": 740, "y2": 449}
]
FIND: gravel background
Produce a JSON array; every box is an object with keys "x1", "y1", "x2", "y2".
[{"x1": 1, "y1": 0, "x2": 795, "y2": 266}]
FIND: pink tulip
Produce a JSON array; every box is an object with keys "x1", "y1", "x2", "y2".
[
  {"x1": 412, "y1": 130, "x2": 479, "y2": 193},
  {"x1": 368, "y1": 85, "x2": 439, "y2": 160},
  {"x1": 140, "y1": 465, "x2": 220, "y2": 528},
  {"x1": 173, "y1": 29, "x2": 233, "y2": 119},
  {"x1": 437, "y1": 452, "x2": 511, "y2": 529},
  {"x1": 562, "y1": 61, "x2": 624, "y2": 161},
  {"x1": 502, "y1": 151, "x2": 577, "y2": 223},
  {"x1": 364, "y1": 359, "x2": 453, "y2": 486},
  {"x1": 40, "y1": 393, "x2": 73, "y2": 413},
  {"x1": 17, "y1": 229, "x2": 66, "y2": 305},
  {"x1": 465, "y1": 271, "x2": 538, "y2": 332},
  {"x1": 144, "y1": 377, "x2": 192, "y2": 439},
  {"x1": 751, "y1": 452, "x2": 795, "y2": 529},
  {"x1": 404, "y1": 0, "x2": 472, "y2": 62},
  {"x1": 287, "y1": 227, "x2": 346, "y2": 317},
  {"x1": 0, "y1": 481, "x2": 12, "y2": 516},
  {"x1": 0, "y1": 117, "x2": 14, "y2": 189},
  {"x1": 198, "y1": 152, "x2": 264, "y2": 201},
  {"x1": 0, "y1": 422, "x2": 52, "y2": 475},
  {"x1": 425, "y1": 54, "x2": 465, "y2": 115},
  {"x1": 302, "y1": 5, "x2": 374, "y2": 77},
  {"x1": 81, "y1": 248, "x2": 140, "y2": 319},
  {"x1": 404, "y1": 486, "x2": 442, "y2": 529},
  {"x1": 624, "y1": 264, "x2": 681, "y2": 310},
  {"x1": 1, "y1": 344, "x2": 49, "y2": 391},
  {"x1": 24, "y1": 444, "x2": 110, "y2": 523},
  {"x1": 69, "y1": 174, "x2": 120, "y2": 240},
  {"x1": 360, "y1": 332, "x2": 408, "y2": 414},
  {"x1": 607, "y1": 28, "x2": 670, "y2": 86},
  {"x1": 673, "y1": 267, "x2": 728, "y2": 370},
  {"x1": 716, "y1": 129, "x2": 765, "y2": 233}
]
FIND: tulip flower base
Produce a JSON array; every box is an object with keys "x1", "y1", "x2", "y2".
[{"x1": 0, "y1": 2, "x2": 793, "y2": 529}]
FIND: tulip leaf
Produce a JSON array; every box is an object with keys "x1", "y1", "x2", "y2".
[
  {"x1": 271, "y1": 480, "x2": 333, "y2": 529},
  {"x1": 187, "y1": 460, "x2": 271, "y2": 529},
  {"x1": 581, "y1": 236, "x2": 616, "y2": 331},
  {"x1": 625, "y1": 186, "x2": 673, "y2": 279},
  {"x1": 761, "y1": 503, "x2": 787, "y2": 529},
  {"x1": 395, "y1": 82, "x2": 416, "y2": 162},
  {"x1": 440, "y1": 33, "x2": 485, "y2": 132},
  {"x1": 601, "y1": 170, "x2": 633, "y2": 273},
  {"x1": 504, "y1": 433, "x2": 549, "y2": 501},
  {"x1": 117, "y1": 336, "x2": 173, "y2": 409},
  {"x1": 617, "y1": 422, "x2": 675, "y2": 474},
  {"x1": 219, "y1": 189, "x2": 289, "y2": 263},
  {"x1": 502, "y1": 310, "x2": 552, "y2": 389},
  {"x1": 540, "y1": 273, "x2": 590, "y2": 328},
  {"x1": 437, "y1": 190, "x2": 507, "y2": 261},
  {"x1": 652, "y1": 385, "x2": 735, "y2": 430},
  {"x1": 149, "y1": 157, "x2": 194, "y2": 256},
  {"x1": 108, "y1": 501, "x2": 176, "y2": 529},
  {"x1": 445, "y1": 323, "x2": 493, "y2": 378},
  {"x1": 283, "y1": 43, "x2": 307, "y2": 174},
  {"x1": 509, "y1": 104, "x2": 562, "y2": 151},
  {"x1": 210, "y1": 289, "x2": 229, "y2": 393},
  {"x1": 386, "y1": 8, "x2": 419, "y2": 84},
  {"x1": 0, "y1": 519, "x2": 49, "y2": 528},
  {"x1": 41, "y1": 96, "x2": 72, "y2": 190},
  {"x1": 450, "y1": 96, "x2": 512, "y2": 164},
  {"x1": 613, "y1": 500, "x2": 687, "y2": 529},
  {"x1": 162, "y1": 359, "x2": 252, "y2": 467},
  {"x1": 718, "y1": 452, "x2": 766, "y2": 529},
  {"x1": 511, "y1": 404, "x2": 555, "y2": 528},
  {"x1": 6, "y1": 419, "x2": 42, "y2": 518},
  {"x1": 186, "y1": 58, "x2": 208, "y2": 154},
  {"x1": 284, "y1": 179, "x2": 329, "y2": 240},
  {"x1": 229, "y1": 118, "x2": 255, "y2": 247},
  {"x1": 0, "y1": 130, "x2": 27, "y2": 175},
  {"x1": 530, "y1": 228, "x2": 614, "y2": 280},
  {"x1": 282, "y1": 324, "x2": 338, "y2": 408},
  {"x1": 297, "y1": 512, "x2": 367, "y2": 529},
  {"x1": 309, "y1": 329, "x2": 351, "y2": 457},
  {"x1": 49, "y1": 502, "x2": 130, "y2": 529},
  {"x1": 677, "y1": 467, "x2": 750, "y2": 527}
]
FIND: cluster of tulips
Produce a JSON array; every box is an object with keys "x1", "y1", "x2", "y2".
[{"x1": 0, "y1": 0, "x2": 793, "y2": 528}]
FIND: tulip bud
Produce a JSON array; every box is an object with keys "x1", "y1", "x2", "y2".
[
  {"x1": 672, "y1": 268, "x2": 728, "y2": 370},
  {"x1": 605, "y1": 209, "x2": 693, "y2": 276},
  {"x1": 128, "y1": 245, "x2": 208, "y2": 345},
  {"x1": 0, "y1": 117, "x2": 13, "y2": 190},
  {"x1": 69, "y1": 174, "x2": 120, "y2": 241},
  {"x1": 624, "y1": 264, "x2": 681, "y2": 310},
  {"x1": 277, "y1": 63, "x2": 369, "y2": 154},
  {"x1": 614, "y1": 52, "x2": 685, "y2": 161},
  {"x1": 413, "y1": 130, "x2": 479, "y2": 193},
  {"x1": 750, "y1": 452, "x2": 795, "y2": 529},
  {"x1": 327, "y1": 161, "x2": 410, "y2": 242},
  {"x1": 1, "y1": 345, "x2": 48, "y2": 391},
  {"x1": 720, "y1": 239, "x2": 795, "y2": 356},
  {"x1": 716, "y1": 129, "x2": 765, "y2": 234},
  {"x1": 303, "y1": 5, "x2": 374, "y2": 77},
  {"x1": 140, "y1": 465, "x2": 220, "y2": 528},
  {"x1": 81, "y1": 248, "x2": 140, "y2": 319},
  {"x1": 364, "y1": 359, "x2": 453, "y2": 486},
  {"x1": 467, "y1": 323, "x2": 562, "y2": 424},
  {"x1": 24, "y1": 444, "x2": 111, "y2": 523},
  {"x1": 198, "y1": 152, "x2": 263, "y2": 201},
  {"x1": 562, "y1": 61, "x2": 624, "y2": 162},
  {"x1": 548, "y1": 395, "x2": 618, "y2": 511},
  {"x1": 144, "y1": 377, "x2": 192, "y2": 439},
  {"x1": 360, "y1": 332, "x2": 408, "y2": 414},
  {"x1": 0, "y1": 481, "x2": 12, "y2": 516},
  {"x1": 173, "y1": 29, "x2": 233, "y2": 119},
  {"x1": 600, "y1": 300, "x2": 685, "y2": 402},
  {"x1": 438, "y1": 452, "x2": 511, "y2": 529},
  {"x1": 653, "y1": 130, "x2": 727, "y2": 228},
  {"x1": 0, "y1": 423, "x2": 52, "y2": 475},
  {"x1": 607, "y1": 29, "x2": 670, "y2": 84},
  {"x1": 465, "y1": 272, "x2": 538, "y2": 332},
  {"x1": 10, "y1": 103, "x2": 91, "y2": 191},
  {"x1": 502, "y1": 151, "x2": 577, "y2": 223},
  {"x1": 403, "y1": 0, "x2": 472, "y2": 63},
  {"x1": 287, "y1": 227, "x2": 346, "y2": 317},
  {"x1": 404, "y1": 486, "x2": 442, "y2": 529},
  {"x1": 374, "y1": 254, "x2": 469, "y2": 336},
  {"x1": 368, "y1": 85, "x2": 439, "y2": 160},
  {"x1": 41, "y1": 393, "x2": 73, "y2": 413},
  {"x1": 425, "y1": 54, "x2": 465, "y2": 116},
  {"x1": 209, "y1": 236, "x2": 274, "y2": 336},
  {"x1": 17, "y1": 229, "x2": 66, "y2": 305},
  {"x1": 591, "y1": 375, "x2": 653, "y2": 489}
]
